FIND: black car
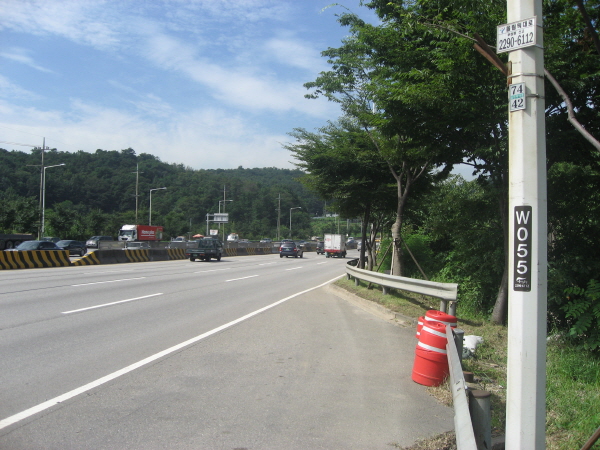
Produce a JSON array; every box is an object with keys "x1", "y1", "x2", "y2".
[
  {"x1": 279, "y1": 242, "x2": 303, "y2": 258},
  {"x1": 41, "y1": 236, "x2": 61, "y2": 243},
  {"x1": 316, "y1": 241, "x2": 325, "y2": 255},
  {"x1": 56, "y1": 240, "x2": 87, "y2": 256},
  {"x1": 9, "y1": 240, "x2": 62, "y2": 251}
]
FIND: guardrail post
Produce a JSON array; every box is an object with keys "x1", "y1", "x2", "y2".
[
  {"x1": 439, "y1": 299, "x2": 448, "y2": 313},
  {"x1": 453, "y1": 328, "x2": 464, "y2": 364},
  {"x1": 382, "y1": 286, "x2": 389, "y2": 295},
  {"x1": 355, "y1": 278, "x2": 360, "y2": 286},
  {"x1": 469, "y1": 389, "x2": 492, "y2": 450},
  {"x1": 449, "y1": 301, "x2": 457, "y2": 317}
]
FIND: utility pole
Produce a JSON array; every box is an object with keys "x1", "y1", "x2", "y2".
[
  {"x1": 276, "y1": 194, "x2": 281, "y2": 242},
  {"x1": 133, "y1": 164, "x2": 143, "y2": 224},
  {"x1": 502, "y1": 0, "x2": 547, "y2": 448},
  {"x1": 37, "y1": 138, "x2": 46, "y2": 239}
]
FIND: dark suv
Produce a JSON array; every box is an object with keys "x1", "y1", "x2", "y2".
[
  {"x1": 56, "y1": 240, "x2": 87, "y2": 256},
  {"x1": 279, "y1": 242, "x2": 303, "y2": 258}
]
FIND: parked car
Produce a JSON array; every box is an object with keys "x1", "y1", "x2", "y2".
[
  {"x1": 86, "y1": 236, "x2": 113, "y2": 249},
  {"x1": 9, "y1": 240, "x2": 61, "y2": 251},
  {"x1": 41, "y1": 236, "x2": 61, "y2": 243},
  {"x1": 316, "y1": 241, "x2": 325, "y2": 255},
  {"x1": 279, "y1": 242, "x2": 303, "y2": 258},
  {"x1": 56, "y1": 240, "x2": 87, "y2": 256}
]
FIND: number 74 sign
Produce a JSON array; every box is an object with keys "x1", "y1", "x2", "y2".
[{"x1": 509, "y1": 82, "x2": 526, "y2": 112}]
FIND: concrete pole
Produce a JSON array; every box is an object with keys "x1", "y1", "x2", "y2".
[{"x1": 505, "y1": 0, "x2": 547, "y2": 448}]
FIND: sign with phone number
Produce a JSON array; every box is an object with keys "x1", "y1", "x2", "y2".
[{"x1": 497, "y1": 17, "x2": 536, "y2": 54}]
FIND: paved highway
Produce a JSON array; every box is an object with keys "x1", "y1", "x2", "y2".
[{"x1": 0, "y1": 251, "x2": 452, "y2": 449}]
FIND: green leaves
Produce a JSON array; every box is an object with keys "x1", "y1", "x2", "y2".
[{"x1": 563, "y1": 280, "x2": 600, "y2": 351}]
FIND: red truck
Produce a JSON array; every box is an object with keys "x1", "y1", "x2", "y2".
[{"x1": 117, "y1": 225, "x2": 163, "y2": 242}]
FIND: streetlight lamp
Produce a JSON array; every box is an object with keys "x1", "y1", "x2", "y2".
[
  {"x1": 42, "y1": 163, "x2": 65, "y2": 237},
  {"x1": 219, "y1": 199, "x2": 233, "y2": 213},
  {"x1": 289, "y1": 207, "x2": 301, "y2": 239},
  {"x1": 149, "y1": 187, "x2": 167, "y2": 226}
]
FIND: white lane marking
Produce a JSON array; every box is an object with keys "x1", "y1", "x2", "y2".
[
  {"x1": 61, "y1": 293, "x2": 163, "y2": 314},
  {"x1": 258, "y1": 262, "x2": 276, "y2": 266},
  {"x1": 194, "y1": 268, "x2": 231, "y2": 274},
  {"x1": 0, "y1": 275, "x2": 344, "y2": 431},
  {"x1": 225, "y1": 275, "x2": 259, "y2": 282},
  {"x1": 285, "y1": 267, "x2": 303, "y2": 271},
  {"x1": 71, "y1": 277, "x2": 146, "y2": 287},
  {"x1": 82, "y1": 270, "x2": 136, "y2": 274},
  {"x1": 316, "y1": 262, "x2": 328, "y2": 265}
]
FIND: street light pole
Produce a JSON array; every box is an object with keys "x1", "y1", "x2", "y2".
[
  {"x1": 41, "y1": 163, "x2": 65, "y2": 238},
  {"x1": 149, "y1": 187, "x2": 167, "y2": 226},
  {"x1": 219, "y1": 199, "x2": 233, "y2": 241},
  {"x1": 289, "y1": 207, "x2": 301, "y2": 239}
]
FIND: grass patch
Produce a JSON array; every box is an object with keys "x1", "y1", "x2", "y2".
[
  {"x1": 334, "y1": 278, "x2": 600, "y2": 449},
  {"x1": 545, "y1": 338, "x2": 600, "y2": 450}
]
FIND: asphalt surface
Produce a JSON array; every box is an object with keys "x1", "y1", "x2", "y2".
[{"x1": 1, "y1": 257, "x2": 453, "y2": 449}]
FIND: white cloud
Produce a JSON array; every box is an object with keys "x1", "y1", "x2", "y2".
[
  {"x1": 0, "y1": 0, "x2": 121, "y2": 50},
  {"x1": 0, "y1": 48, "x2": 55, "y2": 73},
  {"x1": 263, "y1": 35, "x2": 326, "y2": 71},
  {"x1": 0, "y1": 75, "x2": 40, "y2": 100}
]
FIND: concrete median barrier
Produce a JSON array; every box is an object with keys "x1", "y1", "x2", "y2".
[
  {"x1": 167, "y1": 248, "x2": 186, "y2": 260},
  {"x1": 72, "y1": 252, "x2": 101, "y2": 266},
  {"x1": 0, "y1": 250, "x2": 71, "y2": 269}
]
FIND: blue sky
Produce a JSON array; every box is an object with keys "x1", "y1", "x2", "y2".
[{"x1": 0, "y1": 0, "x2": 379, "y2": 170}]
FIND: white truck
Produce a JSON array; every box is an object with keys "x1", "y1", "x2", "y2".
[{"x1": 324, "y1": 233, "x2": 347, "y2": 258}]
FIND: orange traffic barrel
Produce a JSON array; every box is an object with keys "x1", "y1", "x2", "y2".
[
  {"x1": 416, "y1": 316, "x2": 424, "y2": 339},
  {"x1": 425, "y1": 309, "x2": 457, "y2": 328},
  {"x1": 412, "y1": 346, "x2": 449, "y2": 386},
  {"x1": 412, "y1": 320, "x2": 449, "y2": 386}
]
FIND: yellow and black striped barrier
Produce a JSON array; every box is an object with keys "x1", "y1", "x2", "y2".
[
  {"x1": 167, "y1": 248, "x2": 186, "y2": 260},
  {"x1": 124, "y1": 249, "x2": 149, "y2": 263},
  {"x1": 0, "y1": 250, "x2": 71, "y2": 270},
  {"x1": 72, "y1": 252, "x2": 101, "y2": 266}
]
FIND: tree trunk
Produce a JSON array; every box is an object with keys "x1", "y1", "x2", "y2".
[
  {"x1": 390, "y1": 202, "x2": 403, "y2": 277},
  {"x1": 491, "y1": 174, "x2": 509, "y2": 324},
  {"x1": 359, "y1": 203, "x2": 371, "y2": 269}
]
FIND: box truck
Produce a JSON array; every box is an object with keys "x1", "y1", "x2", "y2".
[
  {"x1": 118, "y1": 225, "x2": 163, "y2": 242},
  {"x1": 324, "y1": 233, "x2": 347, "y2": 258}
]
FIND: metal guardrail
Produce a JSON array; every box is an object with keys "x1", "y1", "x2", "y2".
[
  {"x1": 447, "y1": 325, "x2": 478, "y2": 450},
  {"x1": 345, "y1": 260, "x2": 459, "y2": 314}
]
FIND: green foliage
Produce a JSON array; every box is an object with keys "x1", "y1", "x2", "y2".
[
  {"x1": 0, "y1": 189, "x2": 38, "y2": 234},
  {"x1": 0, "y1": 148, "x2": 322, "y2": 241},
  {"x1": 562, "y1": 280, "x2": 600, "y2": 351}
]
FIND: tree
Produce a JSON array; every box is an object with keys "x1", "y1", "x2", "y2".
[{"x1": 285, "y1": 117, "x2": 396, "y2": 268}]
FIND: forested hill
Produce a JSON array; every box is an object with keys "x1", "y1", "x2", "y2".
[{"x1": 0, "y1": 147, "x2": 323, "y2": 240}]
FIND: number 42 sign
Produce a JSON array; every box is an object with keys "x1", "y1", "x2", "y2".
[{"x1": 509, "y1": 83, "x2": 526, "y2": 112}]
